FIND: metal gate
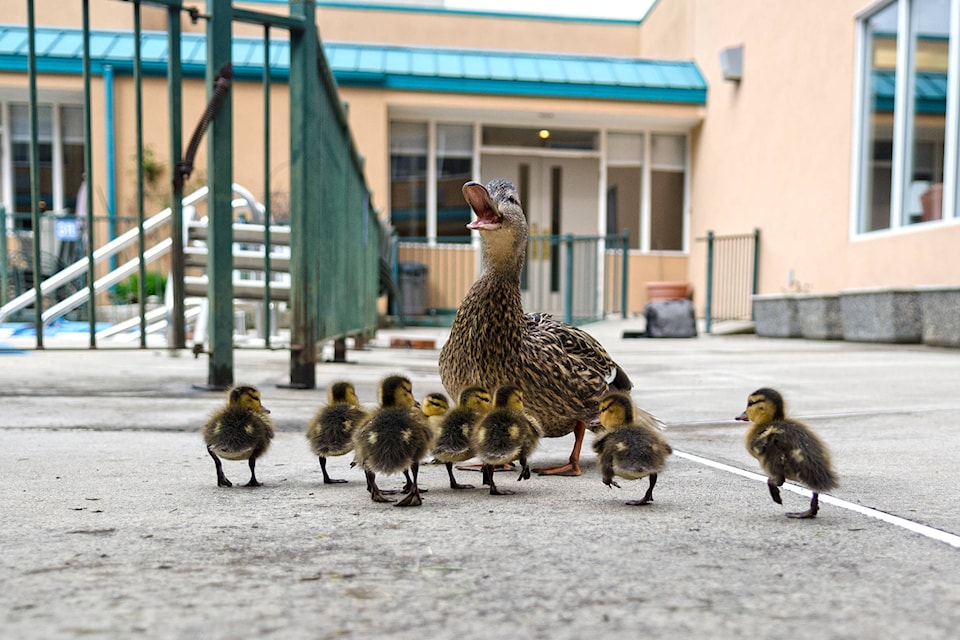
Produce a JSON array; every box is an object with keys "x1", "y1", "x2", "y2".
[{"x1": 699, "y1": 229, "x2": 760, "y2": 333}]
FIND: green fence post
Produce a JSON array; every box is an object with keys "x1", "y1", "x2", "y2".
[
  {"x1": 751, "y1": 228, "x2": 761, "y2": 320},
  {"x1": 704, "y1": 230, "x2": 714, "y2": 334},
  {"x1": 82, "y1": 0, "x2": 97, "y2": 346},
  {"x1": 286, "y1": 0, "x2": 321, "y2": 388},
  {"x1": 205, "y1": 0, "x2": 235, "y2": 389},
  {"x1": 167, "y1": 3, "x2": 186, "y2": 350},
  {"x1": 0, "y1": 205, "x2": 7, "y2": 307}
]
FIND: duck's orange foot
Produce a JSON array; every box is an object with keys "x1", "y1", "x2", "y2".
[
  {"x1": 455, "y1": 462, "x2": 516, "y2": 472},
  {"x1": 534, "y1": 462, "x2": 581, "y2": 477}
]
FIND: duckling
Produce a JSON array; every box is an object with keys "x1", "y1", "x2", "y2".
[
  {"x1": 353, "y1": 375, "x2": 433, "y2": 507},
  {"x1": 202, "y1": 385, "x2": 274, "y2": 487},
  {"x1": 736, "y1": 387, "x2": 839, "y2": 519},
  {"x1": 591, "y1": 391, "x2": 672, "y2": 506},
  {"x1": 431, "y1": 386, "x2": 493, "y2": 490},
  {"x1": 471, "y1": 384, "x2": 541, "y2": 495},
  {"x1": 421, "y1": 391, "x2": 451, "y2": 444},
  {"x1": 305, "y1": 381, "x2": 368, "y2": 484},
  {"x1": 439, "y1": 179, "x2": 632, "y2": 479}
]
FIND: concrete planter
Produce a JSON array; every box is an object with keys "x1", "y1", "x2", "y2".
[
  {"x1": 839, "y1": 288, "x2": 921, "y2": 343},
  {"x1": 796, "y1": 294, "x2": 843, "y2": 340},
  {"x1": 752, "y1": 294, "x2": 801, "y2": 338},
  {"x1": 917, "y1": 285, "x2": 960, "y2": 348}
]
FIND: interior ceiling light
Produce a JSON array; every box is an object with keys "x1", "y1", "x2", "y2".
[{"x1": 538, "y1": 129, "x2": 551, "y2": 139}]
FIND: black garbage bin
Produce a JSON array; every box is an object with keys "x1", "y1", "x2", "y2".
[{"x1": 398, "y1": 262, "x2": 427, "y2": 316}]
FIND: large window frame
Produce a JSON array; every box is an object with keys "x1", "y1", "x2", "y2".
[{"x1": 852, "y1": 0, "x2": 960, "y2": 237}]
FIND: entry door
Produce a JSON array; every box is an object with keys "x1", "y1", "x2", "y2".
[{"x1": 480, "y1": 154, "x2": 598, "y2": 315}]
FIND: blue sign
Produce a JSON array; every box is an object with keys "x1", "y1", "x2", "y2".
[{"x1": 55, "y1": 218, "x2": 80, "y2": 241}]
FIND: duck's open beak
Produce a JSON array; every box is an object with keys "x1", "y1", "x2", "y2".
[
  {"x1": 735, "y1": 411, "x2": 748, "y2": 421},
  {"x1": 463, "y1": 181, "x2": 502, "y2": 230}
]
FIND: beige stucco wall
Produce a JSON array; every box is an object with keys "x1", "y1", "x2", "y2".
[{"x1": 645, "y1": 0, "x2": 960, "y2": 304}]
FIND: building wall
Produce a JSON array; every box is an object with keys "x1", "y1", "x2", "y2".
[{"x1": 646, "y1": 0, "x2": 960, "y2": 302}]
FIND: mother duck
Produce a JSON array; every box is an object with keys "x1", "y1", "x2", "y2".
[{"x1": 439, "y1": 178, "x2": 633, "y2": 476}]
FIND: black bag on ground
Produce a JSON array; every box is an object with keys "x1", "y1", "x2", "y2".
[{"x1": 643, "y1": 299, "x2": 697, "y2": 338}]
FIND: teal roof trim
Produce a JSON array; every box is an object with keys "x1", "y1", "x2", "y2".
[{"x1": 0, "y1": 24, "x2": 706, "y2": 105}]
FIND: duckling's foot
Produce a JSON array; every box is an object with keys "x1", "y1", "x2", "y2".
[
  {"x1": 767, "y1": 478, "x2": 783, "y2": 504},
  {"x1": 244, "y1": 478, "x2": 263, "y2": 487},
  {"x1": 489, "y1": 483, "x2": 516, "y2": 496},
  {"x1": 245, "y1": 460, "x2": 263, "y2": 487},
  {"x1": 395, "y1": 487, "x2": 422, "y2": 507},
  {"x1": 209, "y1": 450, "x2": 232, "y2": 487},
  {"x1": 446, "y1": 462, "x2": 475, "y2": 490},
  {"x1": 786, "y1": 493, "x2": 820, "y2": 519},
  {"x1": 625, "y1": 474, "x2": 656, "y2": 505},
  {"x1": 217, "y1": 475, "x2": 233, "y2": 488},
  {"x1": 402, "y1": 470, "x2": 428, "y2": 494},
  {"x1": 320, "y1": 458, "x2": 347, "y2": 484},
  {"x1": 517, "y1": 457, "x2": 532, "y2": 482},
  {"x1": 366, "y1": 470, "x2": 396, "y2": 503}
]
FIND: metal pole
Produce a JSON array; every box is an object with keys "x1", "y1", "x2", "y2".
[
  {"x1": 751, "y1": 228, "x2": 761, "y2": 320},
  {"x1": 82, "y1": 0, "x2": 98, "y2": 347},
  {"x1": 205, "y1": 0, "x2": 235, "y2": 389},
  {"x1": 27, "y1": 0, "x2": 43, "y2": 348},
  {"x1": 705, "y1": 230, "x2": 714, "y2": 334},
  {"x1": 563, "y1": 234, "x2": 574, "y2": 325},
  {"x1": 286, "y1": 0, "x2": 321, "y2": 388},
  {"x1": 0, "y1": 206, "x2": 7, "y2": 307},
  {"x1": 262, "y1": 25, "x2": 273, "y2": 349},
  {"x1": 167, "y1": 4, "x2": 186, "y2": 350},
  {"x1": 134, "y1": 1, "x2": 147, "y2": 347}
]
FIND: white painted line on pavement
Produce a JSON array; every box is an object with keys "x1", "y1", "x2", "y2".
[{"x1": 674, "y1": 449, "x2": 960, "y2": 550}]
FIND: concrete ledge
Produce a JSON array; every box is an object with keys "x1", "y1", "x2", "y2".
[
  {"x1": 917, "y1": 285, "x2": 960, "y2": 347},
  {"x1": 752, "y1": 294, "x2": 800, "y2": 338},
  {"x1": 840, "y1": 287, "x2": 921, "y2": 343},
  {"x1": 797, "y1": 294, "x2": 843, "y2": 340}
]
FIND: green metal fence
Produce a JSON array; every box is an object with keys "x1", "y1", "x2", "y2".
[
  {"x1": 700, "y1": 229, "x2": 760, "y2": 333},
  {"x1": 4, "y1": 0, "x2": 380, "y2": 390}
]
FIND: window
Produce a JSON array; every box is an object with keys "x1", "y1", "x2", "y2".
[
  {"x1": 650, "y1": 134, "x2": 686, "y2": 252},
  {"x1": 606, "y1": 132, "x2": 644, "y2": 249},
  {"x1": 856, "y1": 0, "x2": 958, "y2": 233},
  {"x1": 390, "y1": 120, "x2": 475, "y2": 239},
  {"x1": 10, "y1": 103, "x2": 53, "y2": 230},
  {"x1": 389, "y1": 122, "x2": 428, "y2": 238}
]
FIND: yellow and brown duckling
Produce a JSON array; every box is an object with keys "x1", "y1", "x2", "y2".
[
  {"x1": 305, "y1": 381, "x2": 368, "y2": 484},
  {"x1": 471, "y1": 384, "x2": 542, "y2": 495},
  {"x1": 592, "y1": 391, "x2": 672, "y2": 506},
  {"x1": 736, "y1": 387, "x2": 839, "y2": 519},
  {"x1": 432, "y1": 386, "x2": 493, "y2": 490},
  {"x1": 421, "y1": 391, "x2": 451, "y2": 445},
  {"x1": 352, "y1": 375, "x2": 433, "y2": 507},
  {"x1": 203, "y1": 385, "x2": 274, "y2": 488}
]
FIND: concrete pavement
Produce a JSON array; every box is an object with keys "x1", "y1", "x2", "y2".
[{"x1": 2, "y1": 319, "x2": 960, "y2": 638}]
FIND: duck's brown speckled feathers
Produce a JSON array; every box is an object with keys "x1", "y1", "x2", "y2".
[
  {"x1": 439, "y1": 178, "x2": 631, "y2": 478},
  {"x1": 203, "y1": 385, "x2": 274, "y2": 487},
  {"x1": 736, "y1": 387, "x2": 839, "y2": 518},
  {"x1": 305, "y1": 381, "x2": 367, "y2": 484}
]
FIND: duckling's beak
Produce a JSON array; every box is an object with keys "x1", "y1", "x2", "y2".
[
  {"x1": 735, "y1": 411, "x2": 748, "y2": 421},
  {"x1": 261, "y1": 406, "x2": 271, "y2": 414},
  {"x1": 463, "y1": 181, "x2": 502, "y2": 230}
]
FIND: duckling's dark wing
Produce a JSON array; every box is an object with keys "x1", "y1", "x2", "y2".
[
  {"x1": 434, "y1": 407, "x2": 477, "y2": 454},
  {"x1": 309, "y1": 405, "x2": 366, "y2": 455}
]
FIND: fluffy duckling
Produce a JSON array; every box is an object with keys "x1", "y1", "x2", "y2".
[
  {"x1": 203, "y1": 385, "x2": 274, "y2": 487},
  {"x1": 472, "y1": 384, "x2": 541, "y2": 495},
  {"x1": 432, "y1": 386, "x2": 493, "y2": 490},
  {"x1": 305, "y1": 381, "x2": 368, "y2": 484},
  {"x1": 736, "y1": 387, "x2": 839, "y2": 519},
  {"x1": 353, "y1": 375, "x2": 433, "y2": 507},
  {"x1": 592, "y1": 392, "x2": 672, "y2": 506},
  {"x1": 421, "y1": 391, "x2": 451, "y2": 444}
]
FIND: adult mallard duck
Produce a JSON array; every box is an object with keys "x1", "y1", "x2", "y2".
[
  {"x1": 736, "y1": 387, "x2": 839, "y2": 519},
  {"x1": 431, "y1": 386, "x2": 492, "y2": 490},
  {"x1": 592, "y1": 391, "x2": 671, "y2": 506},
  {"x1": 202, "y1": 384, "x2": 274, "y2": 487},
  {"x1": 305, "y1": 381, "x2": 368, "y2": 484},
  {"x1": 439, "y1": 178, "x2": 632, "y2": 477},
  {"x1": 472, "y1": 384, "x2": 542, "y2": 495},
  {"x1": 353, "y1": 375, "x2": 433, "y2": 507}
]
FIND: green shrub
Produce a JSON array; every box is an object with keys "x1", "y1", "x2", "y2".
[{"x1": 111, "y1": 271, "x2": 167, "y2": 303}]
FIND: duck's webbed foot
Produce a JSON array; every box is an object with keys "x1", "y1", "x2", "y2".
[
  {"x1": 366, "y1": 470, "x2": 395, "y2": 503},
  {"x1": 320, "y1": 457, "x2": 347, "y2": 484},
  {"x1": 456, "y1": 462, "x2": 516, "y2": 472},
  {"x1": 786, "y1": 492, "x2": 820, "y2": 519},
  {"x1": 209, "y1": 449, "x2": 232, "y2": 487},
  {"x1": 626, "y1": 474, "x2": 657, "y2": 506},
  {"x1": 396, "y1": 464, "x2": 423, "y2": 506},
  {"x1": 517, "y1": 456, "x2": 531, "y2": 482},
  {"x1": 401, "y1": 470, "x2": 428, "y2": 494},
  {"x1": 767, "y1": 477, "x2": 783, "y2": 504},
  {"x1": 483, "y1": 464, "x2": 515, "y2": 495},
  {"x1": 535, "y1": 422, "x2": 585, "y2": 477},
  {"x1": 446, "y1": 463, "x2": 475, "y2": 490}
]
